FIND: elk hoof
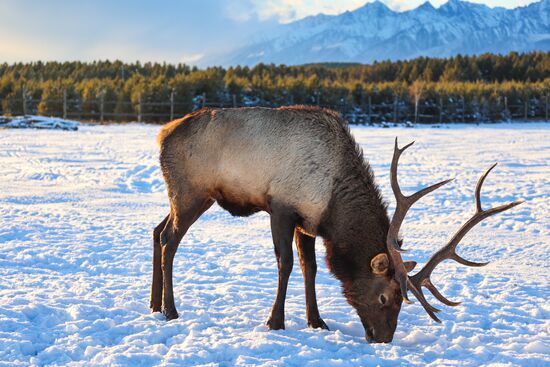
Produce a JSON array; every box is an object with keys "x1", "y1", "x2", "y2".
[
  {"x1": 308, "y1": 318, "x2": 329, "y2": 330},
  {"x1": 266, "y1": 317, "x2": 285, "y2": 330},
  {"x1": 150, "y1": 300, "x2": 162, "y2": 313},
  {"x1": 162, "y1": 308, "x2": 179, "y2": 321}
]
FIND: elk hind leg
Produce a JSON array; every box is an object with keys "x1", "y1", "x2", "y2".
[
  {"x1": 161, "y1": 195, "x2": 213, "y2": 320},
  {"x1": 150, "y1": 214, "x2": 169, "y2": 312}
]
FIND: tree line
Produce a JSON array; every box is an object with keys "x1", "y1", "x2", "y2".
[{"x1": 0, "y1": 51, "x2": 548, "y2": 123}]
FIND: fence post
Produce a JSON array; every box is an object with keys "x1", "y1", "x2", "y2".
[
  {"x1": 462, "y1": 96, "x2": 465, "y2": 123},
  {"x1": 414, "y1": 100, "x2": 419, "y2": 124},
  {"x1": 232, "y1": 94, "x2": 237, "y2": 108},
  {"x1": 22, "y1": 87, "x2": 27, "y2": 116},
  {"x1": 439, "y1": 97, "x2": 443, "y2": 124},
  {"x1": 100, "y1": 91, "x2": 105, "y2": 124},
  {"x1": 138, "y1": 94, "x2": 142, "y2": 123},
  {"x1": 393, "y1": 96, "x2": 398, "y2": 123},
  {"x1": 546, "y1": 95, "x2": 548, "y2": 121},
  {"x1": 368, "y1": 95, "x2": 372, "y2": 124},
  {"x1": 170, "y1": 89, "x2": 175, "y2": 120},
  {"x1": 63, "y1": 89, "x2": 67, "y2": 119}
]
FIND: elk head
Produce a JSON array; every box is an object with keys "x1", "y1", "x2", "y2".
[
  {"x1": 345, "y1": 252, "x2": 417, "y2": 343},
  {"x1": 357, "y1": 138, "x2": 523, "y2": 343}
]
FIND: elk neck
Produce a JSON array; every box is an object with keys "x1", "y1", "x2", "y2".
[{"x1": 318, "y1": 160, "x2": 391, "y2": 282}]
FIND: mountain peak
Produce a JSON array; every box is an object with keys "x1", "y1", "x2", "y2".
[
  {"x1": 439, "y1": 0, "x2": 477, "y2": 12},
  {"x1": 418, "y1": 1, "x2": 435, "y2": 10},
  {"x1": 359, "y1": 0, "x2": 391, "y2": 14},
  {"x1": 213, "y1": 0, "x2": 550, "y2": 66}
]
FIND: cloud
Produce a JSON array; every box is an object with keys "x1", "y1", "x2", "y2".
[
  {"x1": 245, "y1": 0, "x2": 541, "y2": 22},
  {"x1": 247, "y1": 0, "x2": 367, "y2": 23},
  {"x1": 0, "y1": 0, "x2": 272, "y2": 64},
  {"x1": 180, "y1": 53, "x2": 205, "y2": 64},
  {"x1": 223, "y1": 0, "x2": 258, "y2": 22},
  {"x1": 0, "y1": 0, "x2": 541, "y2": 64}
]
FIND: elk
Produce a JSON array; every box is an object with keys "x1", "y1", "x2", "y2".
[{"x1": 151, "y1": 106, "x2": 522, "y2": 343}]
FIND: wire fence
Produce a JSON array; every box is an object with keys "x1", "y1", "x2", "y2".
[{"x1": 2, "y1": 91, "x2": 549, "y2": 124}]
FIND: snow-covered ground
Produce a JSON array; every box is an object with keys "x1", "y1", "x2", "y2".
[{"x1": 0, "y1": 123, "x2": 548, "y2": 367}]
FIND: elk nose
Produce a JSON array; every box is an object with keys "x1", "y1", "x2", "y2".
[
  {"x1": 375, "y1": 331, "x2": 393, "y2": 343},
  {"x1": 365, "y1": 327, "x2": 375, "y2": 343},
  {"x1": 377, "y1": 335, "x2": 393, "y2": 343},
  {"x1": 365, "y1": 328, "x2": 393, "y2": 343}
]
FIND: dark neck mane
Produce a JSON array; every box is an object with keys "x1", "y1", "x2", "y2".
[{"x1": 319, "y1": 129, "x2": 391, "y2": 282}]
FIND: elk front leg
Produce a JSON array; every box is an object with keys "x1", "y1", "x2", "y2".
[
  {"x1": 266, "y1": 204, "x2": 297, "y2": 330},
  {"x1": 150, "y1": 214, "x2": 169, "y2": 312},
  {"x1": 295, "y1": 229, "x2": 328, "y2": 330}
]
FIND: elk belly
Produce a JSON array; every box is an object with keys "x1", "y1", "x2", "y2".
[{"x1": 215, "y1": 190, "x2": 265, "y2": 217}]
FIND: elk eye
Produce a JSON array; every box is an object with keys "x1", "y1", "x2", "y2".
[{"x1": 379, "y1": 294, "x2": 387, "y2": 305}]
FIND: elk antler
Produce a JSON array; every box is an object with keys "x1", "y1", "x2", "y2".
[
  {"x1": 407, "y1": 163, "x2": 524, "y2": 322},
  {"x1": 386, "y1": 138, "x2": 453, "y2": 303}
]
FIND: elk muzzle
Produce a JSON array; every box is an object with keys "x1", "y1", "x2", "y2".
[{"x1": 360, "y1": 315, "x2": 396, "y2": 343}]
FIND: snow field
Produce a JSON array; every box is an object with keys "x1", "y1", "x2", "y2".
[{"x1": 0, "y1": 123, "x2": 548, "y2": 366}]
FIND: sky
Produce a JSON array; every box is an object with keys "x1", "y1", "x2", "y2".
[{"x1": 0, "y1": 0, "x2": 541, "y2": 65}]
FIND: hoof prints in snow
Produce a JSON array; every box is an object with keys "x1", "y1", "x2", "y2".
[
  {"x1": 0, "y1": 123, "x2": 548, "y2": 366},
  {"x1": 112, "y1": 164, "x2": 165, "y2": 194}
]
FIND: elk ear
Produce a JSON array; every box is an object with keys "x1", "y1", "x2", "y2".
[
  {"x1": 371, "y1": 253, "x2": 389, "y2": 275},
  {"x1": 404, "y1": 260, "x2": 417, "y2": 272}
]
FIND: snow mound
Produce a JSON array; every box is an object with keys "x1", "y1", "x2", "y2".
[{"x1": 1, "y1": 115, "x2": 79, "y2": 131}]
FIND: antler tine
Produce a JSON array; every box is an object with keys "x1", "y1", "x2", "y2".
[
  {"x1": 423, "y1": 279, "x2": 461, "y2": 307},
  {"x1": 407, "y1": 280, "x2": 442, "y2": 323},
  {"x1": 391, "y1": 138, "x2": 454, "y2": 209},
  {"x1": 475, "y1": 163, "x2": 497, "y2": 212},
  {"x1": 409, "y1": 164, "x2": 524, "y2": 321},
  {"x1": 390, "y1": 137, "x2": 414, "y2": 202},
  {"x1": 409, "y1": 178, "x2": 455, "y2": 204},
  {"x1": 387, "y1": 138, "x2": 453, "y2": 303}
]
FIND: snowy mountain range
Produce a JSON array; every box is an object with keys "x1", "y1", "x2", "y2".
[{"x1": 214, "y1": 0, "x2": 550, "y2": 66}]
